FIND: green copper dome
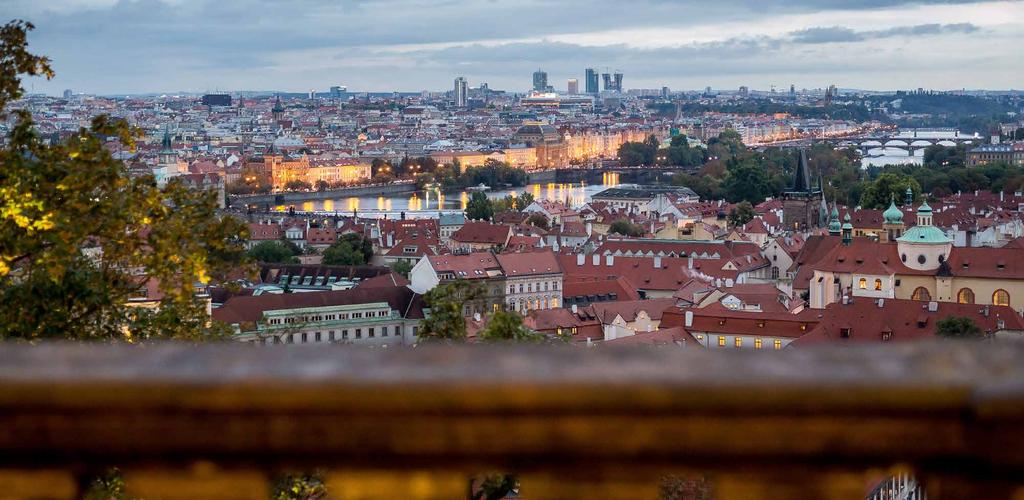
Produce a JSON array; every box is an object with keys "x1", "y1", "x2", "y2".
[
  {"x1": 841, "y1": 212, "x2": 853, "y2": 230},
  {"x1": 827, "y1": 205, "x2": 841, "y2": 234},
  {"x1": 917, "y1": 200, "x2": 932, "y2": 214},
  {"x1": 883, "y1": 197, "x2": 903, "y2": 224}
]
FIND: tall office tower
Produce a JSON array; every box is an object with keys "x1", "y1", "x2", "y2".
[
  {"x1": 705, "y1": 86, "x2": 713, "y2": 96},
  {"x1": 567, "y1": 79, "x2": 579, "y2": 94},
  {"x1": 789, "y1": 84, "x2": 796, "y2": 99},
  {"x1": 330, "y1": 85, "x2": 348, "y2": 99},
  {"x1": 532, "y1": 70, "x2": 548, "y2": 92},
  {"x1": 739, "y1": 86, "x2": 749, "y2": 98},
  {"x1": 661, "y1": 87, "x2": 669, "y2": 98},
  {"x1": 585, "y1": 68, "x2": 599, "y2": 94},
  {"x1": 62, "y1": 89, "x2": 72, "y2": 99},
  {"x1": 612, "y1": 71, "x2": 623, "y2": 92},
  {"x1": 602, "y1": 73, "x2": 612, "y2": 91},
  {"x1": 454, "y1": 77, "x2": 468, "y2": 107}
]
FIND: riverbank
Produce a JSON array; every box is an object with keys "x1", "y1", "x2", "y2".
[{"x1": 232, "y1": 181, "x2": 418, "y2": 206}]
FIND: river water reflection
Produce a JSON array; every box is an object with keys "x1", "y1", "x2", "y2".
[{"x1": 283, "y1": 172, "x2": 623, "y2": 218}]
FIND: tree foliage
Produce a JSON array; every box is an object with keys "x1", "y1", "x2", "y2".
[
  {"x1": 860, "y1": 172, "x2": 920, "y2": 209},
  {"x1": 609, "y1": 219, "x2": 644, "y2": 237},
  {"x1": 389, "y1": 259, "x2": 413, "y2": 278},
  {"x1": 417, "y1": 280, "x2": 484, "y2": 342},
  {"x1": 247, "y1": 240, "x2": 300, "y2": 264},
  {"x1": 465, "y1": 192, "x2": 494, "y2": 221},
  {"x1": 477, "y1": 310, "x2": 544, "y2": 343},
  {"x1": 271, "y1": 472, "x2": 328, "y2": 500},
  {"x1": 727, "y1": 201, "x2": 755, "y2": 227},
  {"x1": 322, "y1": 233, "x2": 373, "y2": 266},
  {"x1": 0, "y1": 21, "x2": 248, "y2": 340},
  {"x1": 936, "y1": 316, "x2": 984, "y2": 339}
]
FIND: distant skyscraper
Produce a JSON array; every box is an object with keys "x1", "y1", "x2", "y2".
[
  {"x1": 454, "y1": 77, "x2": 468, "y2": 107},
  {"x1": 789, "y1": 84, "x2": 796, "y2": 99},
  {"x1": 62, "y1": 89, "x2": 72, "y2": 99},
  {"x1": 330, "y1": 86, "x2": 348, "y2": 99},
  {"x1": 705, "y1": 86, "x2": 713, "y2": 96},
  {"x1": 612, "y1": 71, "x2": 623, "y2": 92},
  {"x1": 567, "y1": 78, "x2": 579, "y2": 94},
  {"x1": 585, "y1": 68, "x2": 599, "y2": 94},
  {"x1": 739, "y1": 86, "x2": 749, "y2": 98},
  {"x1": 661, "y1": 87, "x2": 669, "y2": 98},
  {"x1": 601, "y1": 73, "x2": 611, "y2": 91},
  {"x1": 532, "y1": 70, "x2": 548, "y2": 92}
]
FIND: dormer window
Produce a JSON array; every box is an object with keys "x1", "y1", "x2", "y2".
[{"x1": 840, "y1": 328, "x2": 852, "y2": 338}]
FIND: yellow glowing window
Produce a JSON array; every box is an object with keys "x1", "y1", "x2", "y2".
[
  {"x1": 718, "y1": 336, "x2": 726, "y2": 347},
  {"x1": 734, "y1": 338, "x2": 742, "y2": 348},
  {"x1": 755, "y1": 338, "x2": 763, "y2": 349},
  {"x1": 774, "y1": 339, "x2": 782, "y2": 350},
  {"x1": 859, "y1": 278, "x2": 867, "y2": 289}
]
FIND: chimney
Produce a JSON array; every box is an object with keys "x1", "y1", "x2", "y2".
[
  {"x1": 592, "y1": 254, "x2": 600, "y2": 266},
  {"x1": 576, "y1": 253, "x2": 585, "y2": 266},
  {"x1": 605, "y1": 254, "x2": 614, "y2": 267},
  {"x1": 386, "y1": 233, "x2": 394, "y2": 247},
  {"x1": 684, "y1": 310, "x2": 693, "y2": 328},
  {"x1": 877, "y1": 298, "x2": 884, "y2": 308},
  {"x1": 571, "y1": 304, "x2": 578, "y2": 314},
  {"x1": 586, "y1": 222, "x2": 593, "y2": 236},
  {"x1": 654, "y1": 255, "x2": 662, "y2": 268},
  {"x1": 842, "y1": 295, "x2": 849, "y2": 305}
]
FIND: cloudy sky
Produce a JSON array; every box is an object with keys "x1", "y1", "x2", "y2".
[{"x1": 7, "y1": 0, "x2": 1024, "y2": 95}]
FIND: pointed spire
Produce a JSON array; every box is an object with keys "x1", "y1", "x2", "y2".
[
  {"x1": 160, "y1": 126, "x2": 172, "y2": 153},
  {"x1": 792, "y1": 149, "x2": 811, "y2": 193}
]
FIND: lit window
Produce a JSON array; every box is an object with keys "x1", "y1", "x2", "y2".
[
  {"x1": 994, "y1": 289, "x2": 1011, "y2": 307},
  {"x1": 755, "y1": 338, "x2": 762, "y2": 349},
  {"x1": 858, "y1": 278, "x2": 867, "y2": 289},
  {"x1": 958, "y1": 288, "x2": 975, "y2": 304},
  {"x1": 874, "y1": 279, "x2": 882, "y2": 291},
  {"x1": 718, "y1": 336, "x2": 726, "y2": 347},
  {"x1": 774, "y1": 339, "x2": 782, "y2": 350},
  {"x1": 734, "y1": 337, "x2": 742, "y2": 348}
]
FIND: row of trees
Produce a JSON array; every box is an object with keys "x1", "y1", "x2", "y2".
[
  {"x1": 464, "y1": 191, "x2": 536, "y2": 221},
  {"x1": 617, "y1": 134, "x2": 707, "y2": 168},
  {"x1": 247, "y1": 233, "x2": 375, "y2": 267}
]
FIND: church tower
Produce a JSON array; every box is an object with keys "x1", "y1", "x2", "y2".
[
  {"x1": 882, "y1": 195, "x2": 905, "y2": 242},
  {"x1": 782, "y1": 149, "x2": 823, "y2": 232},
  {"x1": 155, "y1": 127, "x2": 186, "y2": 187}
]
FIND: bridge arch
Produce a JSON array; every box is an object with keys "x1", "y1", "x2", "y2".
[
  {"x1": 861, "y1": 140, "x2": 883, "y2": 147},
  {"x1": 910, "y1": 140, "x2": 933, "y2": 147},
  {"x1": 936, "y1": 140, "x2": 957, "y2": 147},
  {"x1": 884, "y1": 140, "x2": 909, "y2": 147}
]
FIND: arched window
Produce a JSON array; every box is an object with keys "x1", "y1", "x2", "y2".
[
  {"x1": 957, "y1": 288, "x2": 975, "y2": 304},
  {"x1": 858, "y1": 278, "x2": 867, "y2": 289},
  {"x1": 912, "y1": 287, "x2": 931, "y2": 301},
  {"x1": 874, "y1": 279, "x2": 883, "y2": 291},
  {"x1": 993, "y1": 289, "x2": 1011, "y2": 307}
]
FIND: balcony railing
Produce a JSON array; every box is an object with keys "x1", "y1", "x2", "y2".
[{"x1": 0, "y1": 341, "x2": 1022, "y2": 499}]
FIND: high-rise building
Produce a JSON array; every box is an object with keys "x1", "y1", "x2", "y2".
[
  {"x1": 454, "y1": 77, "x2": 468, "y2": 107},
  {"x1": 585, "y1": 68, "x2": 599, "y2": 94},
  {"x1": 62, "y1": 89, "x2": 72, "y2": 99},
  {"x1": 612, "y1": 71, "x2": 623, "y2": 92},
  {"x1": 532, "y1": 70, "x2": 548, "y2": 92},
  {"x1": 567, "y1": 79, "x2": 579, "y2": 95},
  {"x1": 601, "y1": 73, "x2": 611, "y2": 91},
  {"x1": 330, "y1": 86, "x2": 348, "y2": 99},
  {"x1": 739, "y1": 86, "x2": 749, "y2": 98}
]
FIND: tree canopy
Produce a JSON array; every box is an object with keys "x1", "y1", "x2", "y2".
[
  {"x1": 465, "y1": 192, "x2": 494, "y2": 221},
  {"x1": 936, "y1": 316, "x2": 984, "y2": 339},
  {"x1": 248, "y1": 240, "x2": 300, "y2": 264},
  {"x1": 0, "y1": 21, "x2": 248, "y2": 340},
  {"x1": 321, "y1": 233, "x2": 373, "y2": 266}
]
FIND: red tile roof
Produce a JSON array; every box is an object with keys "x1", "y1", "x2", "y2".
[{"x1": 793, "y1": 298, "x2": 1024, "y2": 345}]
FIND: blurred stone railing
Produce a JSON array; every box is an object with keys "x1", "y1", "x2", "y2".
[{"x1": 0, "y1": 342, "x2": 1022, "y2": 499}]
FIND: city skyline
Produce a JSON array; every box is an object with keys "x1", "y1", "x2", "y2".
[{"x1": 6, "y1": 0, "x2": 1024, "y2": 95}]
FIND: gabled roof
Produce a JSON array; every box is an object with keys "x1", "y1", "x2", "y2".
[{"x1": 213, "y1": 285, "x2": 424, "y2": 325}]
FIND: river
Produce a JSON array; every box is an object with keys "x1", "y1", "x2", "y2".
[{"x1": 282, "y1": 172, "x2": 623, "y2": 218}]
